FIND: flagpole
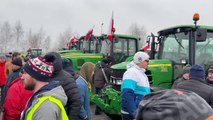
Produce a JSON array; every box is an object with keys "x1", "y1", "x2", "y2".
[{"x1": 101, "y1": 23, "x2": 104, "y2": 35}]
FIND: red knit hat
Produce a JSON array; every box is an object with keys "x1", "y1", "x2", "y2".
[{"x1": 23, "y1": 56, "x2": 53, "y2": 82}]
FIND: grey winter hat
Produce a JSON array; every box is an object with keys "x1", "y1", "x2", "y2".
[{"x1": 183, "y1": 64, "x2": 191, "y2": 74}]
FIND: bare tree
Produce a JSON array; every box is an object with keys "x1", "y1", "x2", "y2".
[
  {"x1": 0, "y1": 21, "x2": 13, "y2": 53},
  {"x1": 127, "y1": 23, "x2": 148, "y2": 48},
  {"x1": 14, "y1": 20, "x2": 24, "y2": 44},
  {"x1": 56, "y1": 28, "x2": 74, "y2": 50},
  {"x1": 27, "y1": 27, "x2": 45, "y2": 48},
  {"x1": 42, "y1": 36, "x2": 51, "y2": 52}
]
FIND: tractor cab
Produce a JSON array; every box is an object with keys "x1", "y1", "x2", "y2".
[
  {"x1": 78, "y1": 34, "x2": 139, "y2": 64},
  {"x1": 147, "y1": 25, "x2": 213, "y2": 88},
  {"x1": 60, "y1": 34, "x2": 140, "y2": 71},
  {"x1": 27, "y1": 48, "x2": 42, "y2": 57}
]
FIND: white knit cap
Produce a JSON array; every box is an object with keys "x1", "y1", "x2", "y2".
[{"x1": 133, "y1": 51, "x2": 149, "y2": 64}]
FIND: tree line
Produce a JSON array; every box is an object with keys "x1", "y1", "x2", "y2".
[{"x1": 0, "y1": 20, "x2": 147, "y2": 54}]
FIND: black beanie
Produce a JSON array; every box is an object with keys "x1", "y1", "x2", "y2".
[
  {"x1": 12, "y1": 58, "x2": 23, "y2": 67},
  {"x1": 189, "y1": 64, "x2": 205, "y2": 79},
  {"x1": 23, "y1": 56, "x2": 53, "y2": 82}
]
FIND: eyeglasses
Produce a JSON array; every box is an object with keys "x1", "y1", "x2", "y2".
[
  {"x1": 145, "y1": 60, "x2": 149, "y2": 63},
  {"x1": 20, "y1": 69, "x2": 26, "y2": 75}
]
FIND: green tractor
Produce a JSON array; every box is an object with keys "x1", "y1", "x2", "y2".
[
  {"x1": 92, "y1": 13, "x2": 213, "y2": 119},
  {"x1": 26, "y1": 48, "x2": 43, "y2": 57},
  {"x1": 58, "y1": 34, "x2": 140, "y2": 71}
]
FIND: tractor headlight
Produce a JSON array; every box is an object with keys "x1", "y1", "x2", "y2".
[
  {"x1": 115, "y1": 80, "x2": 122, "y2": 85},
  {"x1": 110, "y1": 76, "x2": 122, "y2": 85}
]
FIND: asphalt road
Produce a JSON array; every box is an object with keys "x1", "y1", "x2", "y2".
[{"x1": 90, "y1": 104, "x2": 112, "y2": 120}]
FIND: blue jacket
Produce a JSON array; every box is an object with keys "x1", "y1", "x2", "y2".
[
  {"x1": 76, "y1": 76, "x2": 91, "y2": 120},
  {"x1": 121, "y1": 62, "x2": 150, "y2": 117}
]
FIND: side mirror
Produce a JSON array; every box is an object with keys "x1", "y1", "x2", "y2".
[{"x1": 196, "y1": 28, "x2": 207, "y2": 42}]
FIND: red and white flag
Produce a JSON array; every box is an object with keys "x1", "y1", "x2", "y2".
[
  {"x1": 67, "y1": 37, "x2": 77, "y2": 47},
  {"x1": 107, "y1": 12, "x2": 115, "y2": 43},
  {"x1": 142, "y1": 44, "x2": 150, "y2": 51},
  {"x1": 85, "y1": 27, "x2": 94, "y2": 41},
  {"x1": 69, "y1": 37, "x2": 78, "y2": 43}
]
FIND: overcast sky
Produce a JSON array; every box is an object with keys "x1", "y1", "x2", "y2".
[{"x1": 1, "y1": 0, "x2": 213, "y2": 43}]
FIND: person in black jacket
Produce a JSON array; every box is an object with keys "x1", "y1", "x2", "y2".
[
  {"x1": 43, "y1": 52, "x2": 81, "y2": 120},
  {"x1": 61, "y1": 57, "x2": 78, "y2": 80},
  {"x1": 172, "y1": 64, "x2": 191, "y2": 88},
  {"x1": 93, "y1": 58, "x2": 112, "y2": 115},
  {"x1": 176, "y1": 64, "x2": 213, "y2": 108}
]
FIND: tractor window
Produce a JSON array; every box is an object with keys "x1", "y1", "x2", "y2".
[
  {"x1": 90, "y1": 40, "x2": 96, "y2": 53},
  {"x1": 113, "y1": 39, "x2": 127, "y2": 54},
  {"x1": 113, "y1": 38, "x2": 129, "y2": 63},
  {"x1": 196, "y1": 32, "x2": 213, "y2": 64},
  {"x1": 81, "y1": 39, "x2": 97, "y2": 53},
  {"x1": 112, "y1": 38, "x2": 137, "y2": 63},
  {"x1": 82, "y1": 41, "x2": 89, "y2": 52},
  {"x1": 100, "y1": 39, "x2": 110, "y2": 55},
  {"x1": 161, "y1": 32, "x2": 189, "y2": 63},
  {"x1": 30, "y1": 48, "x2": 42, "y2": 56},
  {"x1": 129, "y1": 40, "x2": 136, "y2": 56}
]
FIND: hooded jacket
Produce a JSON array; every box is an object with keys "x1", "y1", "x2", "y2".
[
  {"x1": 21, "y1": 82, "x2": 67, "y2": 120},
  {"x1": 1, "y1": 67, "x2": 22, "y2": 105},
  {"x1": 176, "y1": 77, "x2": 213, "y2": 108},
  {"x1": 0, "y1": 61, "x2": 6, "y2": 87},
  {"x1": 44, "y1": 52, "x2": 81, "y2": 120},
  {"x1": 3, "y1": 77, "x2": 33, "y2": 120},
  {"x1": 76, "y1": 62, "x2": 95, "y2": 120},
  {"x1": 121, "y1": 61, "x2": 150, "y2": 118}
]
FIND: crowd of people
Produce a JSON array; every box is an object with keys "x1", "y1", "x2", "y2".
[
  {"x1": 0, "y1": 51, "x2": 113, "y2": 120},
  {"x1": 0, "y1": 50, "x2": 213, "y2": 120}
]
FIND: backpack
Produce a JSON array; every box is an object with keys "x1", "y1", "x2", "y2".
[{"x1": 136, "y1": 89, "x2": 213, "y2": 120}]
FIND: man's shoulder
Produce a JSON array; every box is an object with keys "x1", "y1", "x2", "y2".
[
  {"x1": 53, "y1": 70, "x2": 74, "y2": 81},
  {"x1": 125, "y1": 67, "x2": 138, "y2": 74},
  {"x1": 33, "y1": 99, "x2": 61, "y2": 119},
  {"x1": 179, "y1": 79, "x2": 212, "y2": 88}
]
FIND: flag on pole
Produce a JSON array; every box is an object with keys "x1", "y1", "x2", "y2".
[
  {"x1": 107, "y1": 12, "x2": 115, "y2": 43},
  {"x1": 69, "y1": 37, "x2": 78, "y2": 43},
  {"x1": 142, "y1": 44, "x2": 150, "y2": 51},
  {"x1": 85, "y1": 27, "x2": 94, "y2": 41},
  {"x1": 67, "y1": 37, "x2": 77, "y2": 47}
]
